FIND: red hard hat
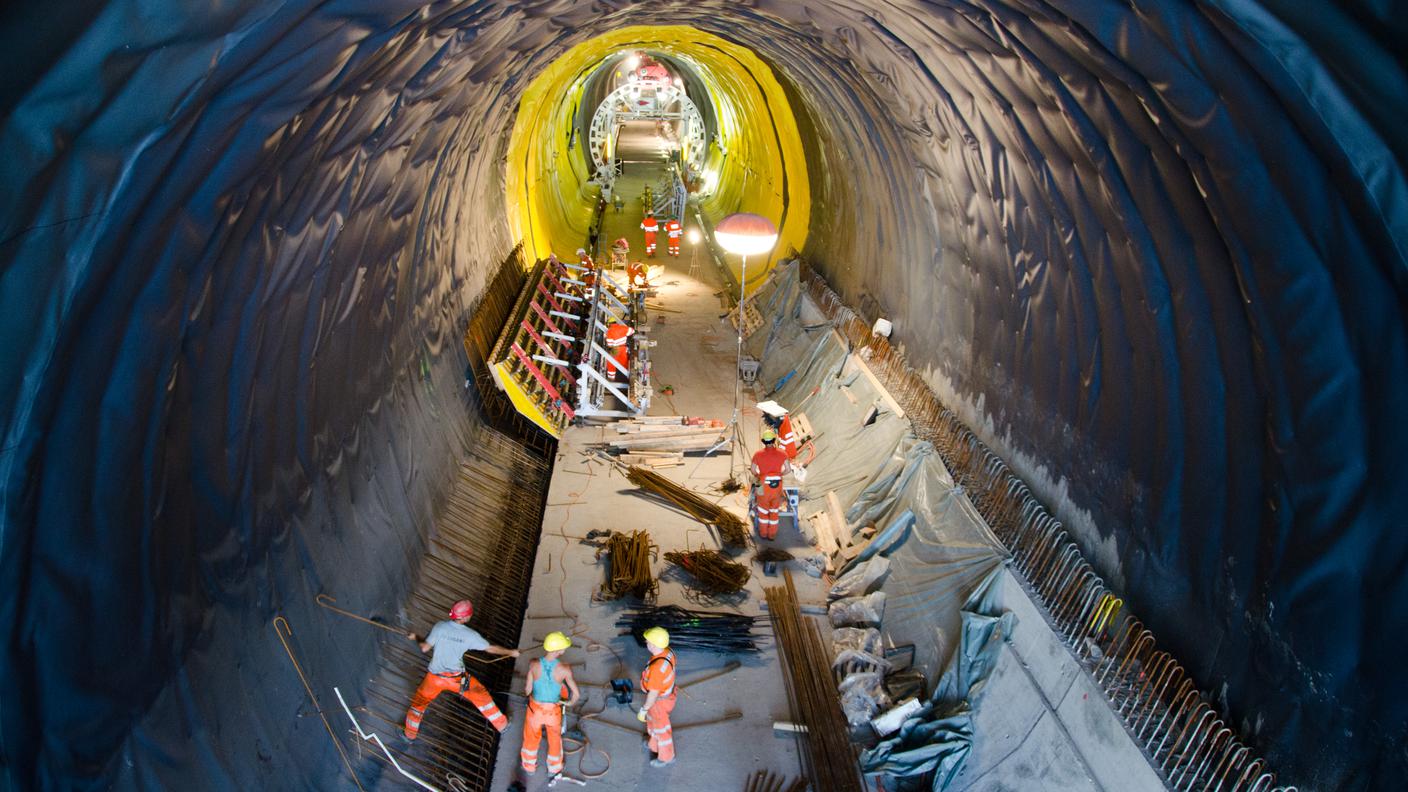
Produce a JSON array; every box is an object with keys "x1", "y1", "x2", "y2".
[{"x1": 449, "y1": 600, "x2": 474, "y2": 620}]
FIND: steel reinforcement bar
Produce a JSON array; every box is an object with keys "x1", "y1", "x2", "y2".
[{"x1": 796, "y1": 261, "x2": 1294, "y2": 792}]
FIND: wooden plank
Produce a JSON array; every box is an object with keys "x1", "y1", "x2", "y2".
[
  {"x1": 806, "y1": 511, "x2": 839, "y2": 556},
  {"x1": 610, "y1": 426, "x2": 724, "y2": 440},
  {"x1": 826, "y1": 491, "x2": 852, "y2": 547},
  {"x1": 843, "y1": 353, "x2": 906, "y2": 419}
]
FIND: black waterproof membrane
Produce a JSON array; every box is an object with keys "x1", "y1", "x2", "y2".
[{"x1": 1, "y1": 1, "x2": 1404, "y2": 790}]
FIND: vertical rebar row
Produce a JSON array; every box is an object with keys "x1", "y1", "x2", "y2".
[
  {"x1": 357, "y1": 419, "x2": 552, "y2": 791},
  {"x1": 793, "y1": 260, "x2": 1294, "y2": 792}
]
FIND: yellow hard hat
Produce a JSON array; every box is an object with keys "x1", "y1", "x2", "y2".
[
  {"x1": 760, "y1": 428, "x2": 778, "y2": 443},
  {"x1": 543, "y1": 631, "x2": 572, "y2": 652},
  {"x1": 642, "y1": 626, "x2": 670, "y2": 649}
]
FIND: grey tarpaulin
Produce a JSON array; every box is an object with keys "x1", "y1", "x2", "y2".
[
  {"x1": 860, "y1": 568, "x2": 1014, "y2": 790},
  {"x1": 2, "y1": 1, "x2": 1405, "y2": 788}
]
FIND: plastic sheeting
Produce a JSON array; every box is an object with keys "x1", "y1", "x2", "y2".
[
  {"x1": 2, "y1": 1, "x2": 1405, "y2": 788},
  {"x1": 860, "y1": 569, "x2": 1014, "y2": 791}
]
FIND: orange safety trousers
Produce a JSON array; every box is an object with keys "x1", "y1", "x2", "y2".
[
  {"x1": 646, "y1": 693, "x2": 677, "y2": 762},
  {"x1": 404, "y1": 672, "x2": 507, "y2": 738},
  {"x1": 520, "y1": 700, "x2": 565, "y2": 774},
  {"x1": 754, "y1": 483, "x2": 784, "y2": 540}
]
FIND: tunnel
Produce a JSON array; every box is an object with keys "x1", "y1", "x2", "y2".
[{"x1": 1, "y1": 1, "x2": 1404, "y2": 790}]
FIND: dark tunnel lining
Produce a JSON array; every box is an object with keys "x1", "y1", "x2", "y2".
[{"x1": 1, "y1": 1, "x2": 1405, "y2": 790}]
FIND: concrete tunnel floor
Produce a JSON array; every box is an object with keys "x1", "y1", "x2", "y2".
[{"x1": 488, "y1": 158, "x2": 826, "y2": 790}]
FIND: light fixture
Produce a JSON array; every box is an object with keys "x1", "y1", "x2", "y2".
[
  {"x1": 686, "y1": 228, "x2": 701, "y2": 245},
  {"x1": 713, "y1": 212, "x2": 779, "y2": 475},
  {"x1": 714, "y1": 213, "x2": 779, "y2": 257},
  {"x1": 625, "y1": 53, "x2": 641, "y2": 70},
  {"x1": 673, "y1": 77, "x2": 683, "y2": 88}
]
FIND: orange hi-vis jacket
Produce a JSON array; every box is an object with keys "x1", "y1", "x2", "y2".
[
  {"x1": 779, "y1": 414, "x2": 800, "y2": 459},
  {"x1": 665, "y1": 219, "x2": 682, "y2": 239},
  {"x1": 641, "y1": 648, "x2": 677, "y2": 696},
  {"x1": 605, "y1": 323, "x2": 634, "y2": 348},
  {"x1": 640, "y1": 216, "x2": 659, "y2": 239}
]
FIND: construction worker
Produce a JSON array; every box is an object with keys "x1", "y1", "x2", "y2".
[
  {"x1": 750, "y1": 428, "x2": 791, "y2": 540},
  {"x1": 611, "y1": 237, "x2": 630, "y2": 270},
  {"x1": 605, "y1": 321, "x2": 634, "y2": 380},
  {"x1": 637, "y1": 627, "x2": 677, "y2": 767},
  {"x1": 640, "y1": 211, "x2": 659, "y2": 257},
  {"x1": 403, "y1": 599, "x2": 519, "y2": 739},
  {"x1": 764, "y1": 411, "x2": 800, "y2": 460},
  {"x1": 576, "y1": 247, "x2": 596, "y2": 289},
  {"x1": 627, "y1": 259, "x2": 648, "y2": 290},
  {"x1": 665, "y1": 217, "x2": 683, "y2": 257},
  {"x1": 519, "y1": 631, "x2": 580, "y2": 779}
]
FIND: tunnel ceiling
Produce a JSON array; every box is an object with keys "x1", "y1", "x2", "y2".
[{"x1": 1, "y1": 1, "x2": 1405, "y2": 790}]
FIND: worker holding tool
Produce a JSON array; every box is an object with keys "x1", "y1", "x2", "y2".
[
  {"x1": 605, "y1": 321, "x2": 634, "y2": 381},
  {"x1": 403, "y1": 599, "x2": 519, "y2": 739},
  {"x1": 638, "y1": 627, "x2": 677, "y2": 767},
  {"x1": 627, "y1": 259, "x2": 649, "y2": 290},
  {"x1": 520, "y1": 631, "x2": 580, "y2": 778},
  {"x1": 750, "y1": 428, "x2": 792, "y2": 540},
  {"x1": 640, "y1": 210, "x2": 659, "y2": 257},
  {"x1": 665, "y1": 216, "x2": 683, "y2": 257}
]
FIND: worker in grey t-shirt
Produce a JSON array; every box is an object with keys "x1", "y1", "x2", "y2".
[{"x1": 403, "y1": 598, "x2": 519, "y2": 738}]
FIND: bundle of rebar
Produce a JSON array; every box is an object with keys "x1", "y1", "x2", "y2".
[
  {"x1": 665, "y1": 549, "x2": 751, "y2": 595},
  {"x1": 754, "y1": 547, "x2": 794, "y2": 564},
  {"x1": 598, "y1": 530, "x2": 657, "y2": 601},
  {"x1": 626, "y1": 466, "x2": 749, "y2": 549},
  {"x1": 615, "y1": 604, "x2": 764, "y2": 653},
  {"x1": 743, "y1": 770, "x2": 808, "y2": 792},
  {"x1": 765, "y1": 569, "x2": 864, "y2": 792}
]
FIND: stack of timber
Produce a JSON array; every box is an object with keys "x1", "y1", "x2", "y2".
[{"x1": 609, "y1": 415, "x2": 726, "y2": 454}]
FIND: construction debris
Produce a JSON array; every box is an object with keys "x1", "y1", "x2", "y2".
[
  {"x1": 625, "y1": 466, "x2": 750, "y2": 549},
  {"x1": 596, "y1": 530, "x2": 657, "y2": 601},
  {"x1": 608, "y1": 416, "x2": 727, "y2": 454},
  {"x1": 616, "y1": 604, "x2": 765, "y2": 654},
  {"x1": 664, "y1": 549, "x2": 751, "y2": 596},
  {"x1": 754, "y1": 547, "x2": 794, "y2": 565},
  {"x1": 765, "y1": 569, "x2": 864, "y2": 792},
  {"x1": 742, "y1": 770, "x2": 807, "y2": 792}
]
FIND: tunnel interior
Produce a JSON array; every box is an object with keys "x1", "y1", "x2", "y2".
[{"x1": 1, "y1": 1, "x2": 1405, "y2": 790}]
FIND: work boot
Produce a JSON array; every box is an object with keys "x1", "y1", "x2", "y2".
[
  {"x1": 508, "y1": 783, "x2": 526, "y2": 792},
  {"x1": 649, "y1": 758, "x2": 673, "y2": 768}
]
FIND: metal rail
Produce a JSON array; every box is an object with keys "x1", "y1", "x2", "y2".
[{"x1": 796, "y1": 262, "x2": 1294, "y2": 792}]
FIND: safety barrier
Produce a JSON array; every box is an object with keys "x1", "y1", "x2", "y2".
[{"x1": 797, "y1": 262, "x2": 1294, "y2": 792}]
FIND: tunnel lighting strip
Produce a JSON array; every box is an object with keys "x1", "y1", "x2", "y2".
[{"x1": 796, "y1": 263, "x2": 1295, "y2": 792}]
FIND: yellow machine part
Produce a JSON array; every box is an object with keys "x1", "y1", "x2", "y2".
[
  {"x1": 505, "y1": 26, "x2": 811, "y2": 291},
  {"x1": 490, "y1": 358, "x2": 566, "y2": 439}
]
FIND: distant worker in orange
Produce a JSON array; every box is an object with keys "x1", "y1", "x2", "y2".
[
  {"x1": 640, "y1": 211, "x2": 659, "y2": 257},
  {"x1": 519, "y1": 631, "x2": 580, "y2": 779},
  {"x1": 750, "y1": 428, "x2": 791, "y2": 540},
  {"x1": 627, "y1": 259, "x2": 649, "y2": 290},
  {"x1": 637, "y1": 627, "x2": 677, "y2": 767},
  {"x1": 605, "y1": 321, "x2": 635, "y2": 380},
  {"x1": 403, "y1": 599, "x2": 519, "y2": 739},
  {"x1": 763, "y1": 411, "x2": 800, "y2": 459},
  {"x1": 665, "y1": 217, "x2": 683, "y2": 257},
  {"x1": 576, "y1": 247, "x2": 596, "y2": 289}
]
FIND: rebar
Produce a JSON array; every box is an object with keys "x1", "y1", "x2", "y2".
[
  {"x1": 765, "y1": 569, "x2": 863, "y2": 792},
  {"x1": 615, "y1": 604, "x2": 765, "y2": 653},
  {"x1": 626, "y1": 465, "x2": 750, "y2": 548},
  {"x1": 664, "y1": 549, "x2": 751, "y2": 596},
  {"x1": 597, "y1": 530, "x2": 658, "y2": 601}
]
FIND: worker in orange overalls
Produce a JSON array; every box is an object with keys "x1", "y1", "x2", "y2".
[
  {"x1": 576, "y1": 247, "x2": 596, "y2": 290},
  {"x1": 637, "y1": 627, "x2": 677, "y2": 767},
  {"x1": 404, "y1": 599, "x2": 519, "y2": 739},
  {"x1": 750, "y1": 428, "x2": 791, "y2": 540},
  {"x1": 640, "y1": 211, "x2": 659, "y2": 257},
  {"x1": 605, "y1": 321, "x2": 634, "y2": 380},
  {"x1": 519, "y1": 631, "x2": 580, "y2": 779},
  {"x1": 664, "y1": 217, "x2": 683, "y2": 257},
  {"x1": 627, "y1": 259, "x2": 649, "y2": 290}
]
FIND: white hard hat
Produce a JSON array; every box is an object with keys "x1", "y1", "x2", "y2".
[{"x1": 576, "y1": 248, "x2": 586, "y2": 255}]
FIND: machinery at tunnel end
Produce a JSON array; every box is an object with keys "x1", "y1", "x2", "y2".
[{"x1": 486, "y1": 252, "x2": 652, "y2": 437}]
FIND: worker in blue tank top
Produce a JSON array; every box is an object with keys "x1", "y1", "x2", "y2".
[{"x1": 518, "y1": 631, "x2": 580, "y2": 779}]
